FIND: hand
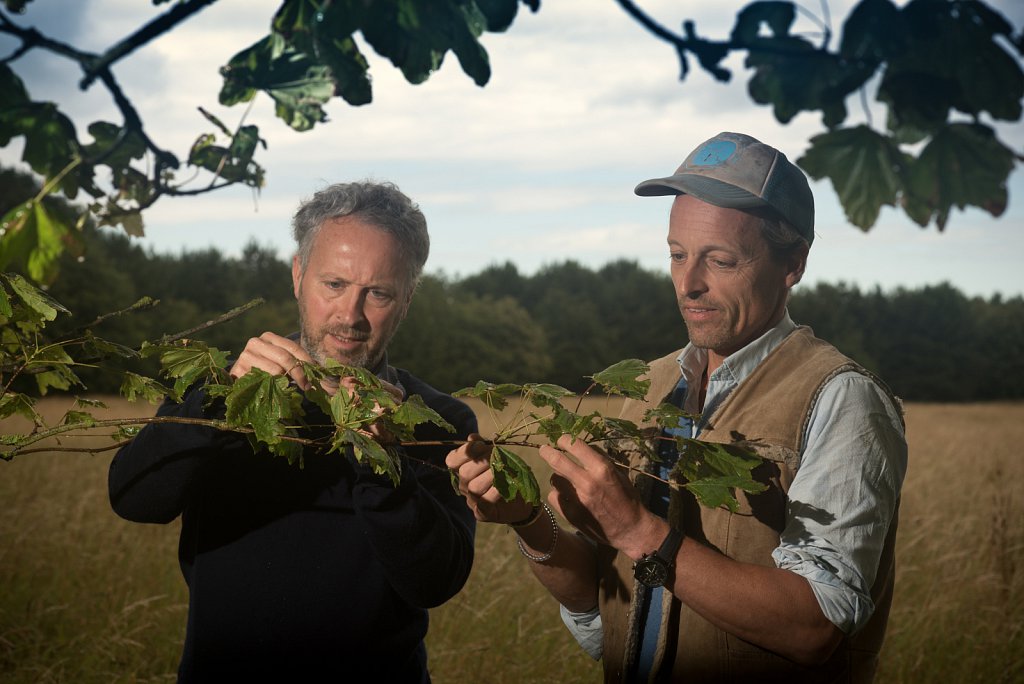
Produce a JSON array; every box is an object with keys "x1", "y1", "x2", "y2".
[
  {"x1": 230, "y1": 332, "x2": 314, "y2": 390},
  {"x1": 538, "y1": 434, "x2": 666, "y2": 561},
  {"x1": 446, "y1": 434, "x2": 535, "y2": 524}
]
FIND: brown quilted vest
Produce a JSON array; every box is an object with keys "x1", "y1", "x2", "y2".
[{"x1": 597, "y1": 327, "x2": 903, "y2": 683}]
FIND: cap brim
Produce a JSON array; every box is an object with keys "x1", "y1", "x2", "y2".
[{"x1": 634, "y1": 174, "x2": 768, "y2": 211}]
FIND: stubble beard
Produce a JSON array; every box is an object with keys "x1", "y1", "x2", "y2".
[
  {"x1": 297, "y1": 299, "x2": 379, "y2": 370},
  {"x1": 678, "y1": 297, "x2": 731, "y2": 353}
]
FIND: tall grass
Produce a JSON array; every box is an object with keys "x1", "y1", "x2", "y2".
[
  {"x1": 1, "y1": 398, "x2": 1020, "y2": 682},
  {"x1": 875, "y1": 403, "x2": 1023, "y2": 684}
]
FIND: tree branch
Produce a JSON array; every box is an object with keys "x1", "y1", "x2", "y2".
[
  {"x1": 79, "y1": 0, "x2": 221, "y2": 89},
  {"x1": 159, "y1": 297, "x2": 265, "y2": 345}
]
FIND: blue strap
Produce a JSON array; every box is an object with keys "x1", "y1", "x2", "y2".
[{"x1": 632, "y1": 376, "x2": 691, "y2": 682}]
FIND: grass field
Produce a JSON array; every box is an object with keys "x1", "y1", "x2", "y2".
[{"x1": 1, "y1": 397, "x2": 1021, "y2": 683}]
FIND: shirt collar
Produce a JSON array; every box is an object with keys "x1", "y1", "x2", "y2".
[{"x1": 675, "y1": 310, "x2": 797, "y2": 413}]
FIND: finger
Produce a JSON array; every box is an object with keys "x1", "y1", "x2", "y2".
[
  {"x1": 230, "y1": 333, "x2": 312, "y2": 389},
  {"x1": 454, "y1": 460, "x2": 492, "y2": 492},
  {"x1": 256, "y1": 332, "x2": 314, "y2": 388},
  {"x1": 537, "y1": 443, "x2": 587, "y2": 480},
  {"x1": 259, "y1": 332, "x2": 314, "y2": 363},
  {"x1": 464, "y1": 433, "x2": 492, "y2": 460},
  {"x1": 464, "y1": 467, "x2": 496, "y2": 498},
  {"x1": 556, "y1": 433, "x2": 609, "y2": 470}
]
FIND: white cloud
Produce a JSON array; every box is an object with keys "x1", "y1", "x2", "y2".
[{"x1": 3, "y1": 0, "x2": 1022, "y2": 298}]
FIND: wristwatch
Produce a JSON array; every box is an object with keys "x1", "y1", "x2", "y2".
[{"x1": 633, "y1": 527, "x2": 684, "y2": 588}]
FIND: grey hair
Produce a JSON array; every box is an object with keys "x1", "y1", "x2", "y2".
[
  {"x1": 759, "y1": 216, "x2": 809, "y2": 263},
  {"x1": 292, "y1": 181, "x2": 430, "y2": 288}
]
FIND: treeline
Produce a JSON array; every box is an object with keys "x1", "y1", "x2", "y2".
[{"x1": 32, "y1": 228, "x2": 1024, "y2": 402}]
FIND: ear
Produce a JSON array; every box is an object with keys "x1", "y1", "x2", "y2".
[
  {"x1": 784, "y1": 241, "x2": 810, "y2": 289},
  {"x1": 398, "y1": 281, "x2": 416, "y2": 321},
  {"x1": 291, "y1": 255, "x2": 303, "y2": 299}
]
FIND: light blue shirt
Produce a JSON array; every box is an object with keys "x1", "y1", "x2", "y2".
[{"x1": 560, "y1": 311, "x2": 908, "y2": 659}]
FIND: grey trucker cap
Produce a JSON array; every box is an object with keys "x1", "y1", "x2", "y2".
[{"x1": 634, "y1": 132, "x2": 815, "y2": 245}]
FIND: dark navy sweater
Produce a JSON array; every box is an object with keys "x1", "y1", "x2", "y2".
[{"x1": 109, "y1": 368, "x2": 477, "y2": 683}]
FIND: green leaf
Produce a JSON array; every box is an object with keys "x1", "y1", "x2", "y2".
[
  {"x1": 82, "y1": 332, "x2": 138, "y2": 360},
  {"x1": 0, "y1": 62, "x2": 30, "y2": 111},
  {"x1": 876, "y1": 0, "x2": 1023, "y2": 133},
  {"x1": 684, "y1": 476, "x2": 758, "y2": 512},
  {"x1": 902, "y1": 123, "x2": 1015, "y2": 230},
  {"x1": 453, "y1": 380, "x2": 523, "y2": 411},
  {"x1": 490, "y1": 445, "x2": 541, "y2": 505},
  {"x1": 588, "y1": 359, "x2": 650, "y2": 400},
  {"x1": 731, "y1": 1, "x2": 796, "y2": 43},
  {"x1": 82, "y1": 121, "x2": 147, "y2": 168},
  {"x1": 219, "y1": 33, "x2": 334, "y2": 132},
  {"x1": 224, "y1": 367, "x2": 305, "y2": 450},
  {"x1": 523, "y1": 382, "x2": 575, "y2": 410},
  {"x1": 120, "y1": 372, "x2": 172, "y2": 404},
  {"x1": 142, "y1": 340, "x2": 230, "y2": 397},
  {"x1": 114, "y1": 425, "x2": 142, "y2": 441},
  {"x1": 798, "y1": 125, "x2": 907, "y2": 230},
  {"x1": 597, "y1": 416, "x2": 645, "y2": 442},
  {"x1": 683, "y1": 440, "x2": 764, "y2": 481},
  {"x1": 1, "y1": 273, "x2": 67, "y2": 321},
  {"x1": 60, "y1": 409, "x2": 96, "y2": 427},
  {"x1": 838, "y1": 0, "x2": 901, "y2": 64},
  {"x1": 474, "y1": 0, "x2": 521, "y2": 32},
  {"x1": 388, "y1": 394, "x2": 455, "y2": 441},
  {"x1": 643, "y1": 402, "x2": 699, "y2": 431},
  {"x1": 534, "y1": 404, "x2": 576, "y2": 444},
  {"x1": 29, "y1": 344, "x2": 80, "y2": 395},
  {"x1": 672, "y1": 439, "x2": 765, "y2": 511},
  {"x1": 0, "y1": 101, "x2": 79, "y2": 182},
  {"x1": 0, "y1": 391, "x2": 37, "y2": 422},
  {"x1": 0, "y1": 284, "x2": 10, "y2": 319},
  {"x1": 332, "y1": 428, "x2": 401, "y2": 485},
  {"x1": 0, "y1": 200, "x2": 72, "y2": 285},
  {"x1": 449, "y1": 4, "x2": 491, "y2": 86}
]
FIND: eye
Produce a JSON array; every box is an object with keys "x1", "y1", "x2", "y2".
[
  {"x1": 710, "y1": 257, "x2": 736, "y2": 269},
  {"x1": 369, "y1": 289, "x2": 393, "y2": 303},
  {"x1": 669, "y1": 252, "x2": 686, "y2": 263}
]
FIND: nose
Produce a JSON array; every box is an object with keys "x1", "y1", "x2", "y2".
[
  {"x1": 676, "y1": 260, "x2": 708, "y2": 300},
  {"x1": 333, "y1": 288, "x2": 368, "y2": 328}
]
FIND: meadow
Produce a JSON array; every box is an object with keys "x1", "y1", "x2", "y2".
[{"x1": 0, "y1": 397, "x2": 1020, "y2": 683}]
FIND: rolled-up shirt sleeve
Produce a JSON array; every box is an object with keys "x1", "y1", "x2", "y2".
[{"x1": 772, "y1": 371, "x2": 907, "y2": 634}]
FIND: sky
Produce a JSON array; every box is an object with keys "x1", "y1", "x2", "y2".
[{"x1": 2, "y1": 0, "x2": 1023, "y2": 298}]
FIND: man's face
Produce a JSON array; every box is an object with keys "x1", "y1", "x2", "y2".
[
  {"x1": 667, "y1": 195, "x2": 806, "y2": 369},
  {"x1": 292, "y1": 216, "x2": 412, "y2": 369}
]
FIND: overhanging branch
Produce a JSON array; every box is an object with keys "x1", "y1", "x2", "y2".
[{"x1": 79, "y1": 0, "x2": 221, "y2": 89}]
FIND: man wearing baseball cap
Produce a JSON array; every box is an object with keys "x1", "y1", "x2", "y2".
[{"x1": 448, "y1": 132, "x2": 908, "y2": 682}]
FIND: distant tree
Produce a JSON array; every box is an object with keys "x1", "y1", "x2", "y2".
[
  {"x1": 789, "y1": 282, "x2": 881, "y2": 372},
  {"x1": 390, "y1": 274, "x2": 552, "y2": 391}
]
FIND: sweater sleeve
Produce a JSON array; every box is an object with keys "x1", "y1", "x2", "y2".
[
  {"x1": 349, "y1": 383, "x2": 478, "y2": 609},
  {"x1": 108, "y1": 386, "x2": 226, "y2": 524}
]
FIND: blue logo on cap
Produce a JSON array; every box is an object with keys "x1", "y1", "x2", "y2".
[{"x1": 692, "y1": 140, "x2": 736, "y2": 167}]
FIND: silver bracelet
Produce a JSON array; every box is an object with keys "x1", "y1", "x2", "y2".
[
  {"x1": 508, "y1": 504, "x2": 544, "y2": 528},
  {"x1": 514, "y1": 503, "x2": 558, "y2": 563}
]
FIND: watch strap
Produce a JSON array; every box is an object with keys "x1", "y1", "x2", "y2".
[{"x1": 655, "y1": 526, "x2": 684, "y2": 568}]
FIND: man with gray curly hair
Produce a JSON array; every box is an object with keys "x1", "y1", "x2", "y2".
[{"x1": 110, "y1": 180, "x2": 477, "y2": 683}]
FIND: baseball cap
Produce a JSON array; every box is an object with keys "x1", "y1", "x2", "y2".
[{"x1": 634, "y1": 132, "x2": 815, "y2": 245}]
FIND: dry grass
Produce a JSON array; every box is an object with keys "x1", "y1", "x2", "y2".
[
  {"x1": 1, "y1": 397, "x2": 1021, "y2": 682},
  {"x1": 875, "y1": 403, "x2": 1024, "y2": 684}
]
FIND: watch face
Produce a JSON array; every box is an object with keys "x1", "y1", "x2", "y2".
[{"x1": 634, "y1": 556, "x2": 669, "y2": 588}]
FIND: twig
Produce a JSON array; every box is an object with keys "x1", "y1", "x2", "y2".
[
  {"x1": 79, "y1": 0, "x2": 220, "y2": 89},
  {"x1": 159, "y1": 298, "x2": 265, "y2": 345}
]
